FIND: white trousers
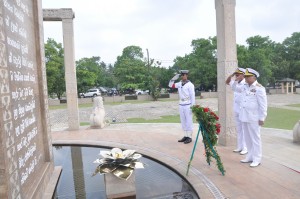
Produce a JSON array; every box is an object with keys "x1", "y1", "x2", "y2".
[
  {"x1": 242, "y1": 121, "x2": 262, "y2": 163},
  {"x1": 234, "y1": 112, "x2": 247, "y2": 151},
  {"x1": 179, "y1": 105, "x2": 193, "y2": 138}
]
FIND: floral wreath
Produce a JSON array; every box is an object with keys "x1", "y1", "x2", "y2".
[{"x1": 191, "y1": 105, "x2": 225, "y2": 175}]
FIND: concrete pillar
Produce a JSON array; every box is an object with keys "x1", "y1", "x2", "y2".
[
  {"x1": 286, "y1": 82, "x2": 289, "y2": 94},
  {"x1": 281, "y1": 83, "x2": 284, "y2": 94},
  {"x1": 62, "y1": 18, "x2": 80, "y2": 130},
  {"x1": 215, "y1": 0, "x2": 237, "y2": 146},
  {"x1": 291, "y1": 82, "x2": 294, "y2": 94},
  {"x1": 43, "y1": 9, "x2": 79, "y2": 130}
]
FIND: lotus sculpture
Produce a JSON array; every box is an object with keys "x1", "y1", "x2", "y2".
[{"x1": 93, "y1": 148, "x2": 144, "y2": 180}]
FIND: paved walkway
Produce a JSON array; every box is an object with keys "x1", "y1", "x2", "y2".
[
  {"x1": 52, "y1": 124, "x2": 300, "y2": 199},
  {"x1": 50, "y1": 94, "x2": 300, "y2": 198}
]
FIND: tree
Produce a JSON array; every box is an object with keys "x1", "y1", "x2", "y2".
[
  {"x1": 114, "y1": 46, "x2": 147, "y2": 91},
  {"x1": 243, "y1": 36, "x2": 276, "y2": 86},
  {"x1": 76, "y1": 56, "x2": 102, "y2": 95},
  {"x1": 281, "y1": 32, "x2": 300, "y2": 80},
  {"x1": 174, "y1": 37, "x2": 217, "y2": 91},
  {"x1": 45, "y1": 38, "x2": 65, "y2": 99},
  {"x1": 237, "y1": 44, "x2": 249, "y2": 68}
]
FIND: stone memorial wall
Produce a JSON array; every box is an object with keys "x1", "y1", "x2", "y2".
[{"x1": 0, "y1": 0, "x2": 54, "y2": 198}]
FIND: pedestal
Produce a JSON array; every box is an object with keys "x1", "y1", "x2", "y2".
[
  {"x1": 293, "y1": 120, "x2": 300, "y2": 143},
  {"x1": 105, "y1": 173, "x2": 136, "y2": 199}
]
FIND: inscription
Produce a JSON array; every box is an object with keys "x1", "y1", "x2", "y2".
[
  {"x1": 16, "y1": 127, "x2": 37, "y2": 152},
  {"x1": 15, "y1": 115, "x2": 36, "y2": 137},
  {"x1": 13, "y1": 100, "x2": 36, "y2": 120},
  {"x1": 11, "y1": 86, "x2": 34, "y2": 101},
  {"x1": 20, "y1": 156, "x2": 38, "y2": 185},
  {"x1": 10, "y1": 71, "x2": 36, "y2": 82},
  {"x1": 2, "y1": 0, "x2": 45, "y2": 192},
  {"x1": 18, "y1": 142, "x2": 36, "y2": 170}
]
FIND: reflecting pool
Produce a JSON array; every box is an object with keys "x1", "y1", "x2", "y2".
[{"x1": 53, "y1": 145, "x2": 199, "y2": 199}]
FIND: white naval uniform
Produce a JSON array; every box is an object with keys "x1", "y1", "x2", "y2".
[
  {"x1": 170, "y1": 80, "x2": 195, "y2": 138},
  {"x1": 229, "y1": 79, "x2": 247, "y2": 152},
  {"x1": 233, "y1": 80, "x2": 267, "y2": 164}
]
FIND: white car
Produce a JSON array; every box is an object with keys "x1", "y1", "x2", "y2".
[
  {"x1": 135, "y1": 90, "x2": 149, "y2": 95},
  {"x1": 81, "y1": 89, "x2": 101, "y2": 98}
]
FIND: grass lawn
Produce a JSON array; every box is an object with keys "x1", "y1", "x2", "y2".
[
  {"x1": 264, "y1": 107, "x2": 300, "y2": 130},
  {"x1": 80, "y1": 122, "x2": 90, "y2": 126},
  {"x1": 127, "y1": 115, "x2": 180, "y2": 123},
  {"x1": 126, "y1": 107, "x2": 299, "y2": 130},
  {"x1": 287, "y1": 104, "x2": 300, "y2": 108}
]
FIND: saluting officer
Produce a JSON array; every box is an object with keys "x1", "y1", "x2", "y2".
[
  {"x1": 226, "y1": 68, "x2": 248, "y2": 155},
  {"x1": 169, "y1": 70, "x2": 195, "y2": 144},
  {"x1": 232, "y1": 68, "x2": 267, "y2": 167}
]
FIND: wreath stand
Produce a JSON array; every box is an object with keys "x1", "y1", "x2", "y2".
[{"x1": 186, "y1": 122, "x2": 225, "y2": 176}]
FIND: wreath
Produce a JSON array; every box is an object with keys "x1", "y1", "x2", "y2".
[{"x1": 191, "y1": 105, "x2": 225, "y2": 175}]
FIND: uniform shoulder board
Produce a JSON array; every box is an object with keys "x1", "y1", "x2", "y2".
[{"x1": 256, "y1": 83, "x2": 262, "y2": 87}]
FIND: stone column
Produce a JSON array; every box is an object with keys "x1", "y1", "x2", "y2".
[
  {"x1": 62, "y1": 18, "x2": 79, "y2": 130},
  {"x1": 281, "y1": 83, "x2": 284, "y2": 93},
  {"x1": 43, "y1": 9, "x2": 79, "y2": 130},
  {"x1": 215, "y1": 0, "x2": 237, "y2": 146},
  {"x1": 286, "y1": 82, "x2": 289, "y2": 94},
  {"x1": 291, "y1": 82, "x2": 294, "y2": 94}
]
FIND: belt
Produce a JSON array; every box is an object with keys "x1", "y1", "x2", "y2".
[{"x1": 179, "y1": 103, "x2": 191, "y2": 106}]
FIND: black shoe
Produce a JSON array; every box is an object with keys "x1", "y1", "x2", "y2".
[
  {"x1": 184, "y1": 137, "x2": 192, "y2": 144},
  {"x1": 178, "y1": 137, "x2": 188, "y2": 142}
]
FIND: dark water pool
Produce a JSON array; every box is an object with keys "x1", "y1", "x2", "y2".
[{"x1": 53, "y1": 145, "x2": 199, "y2": 199}]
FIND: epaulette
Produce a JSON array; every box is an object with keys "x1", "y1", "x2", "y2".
[{"x1": 256, "y1": 83, "x2": 262, "y2": 87}]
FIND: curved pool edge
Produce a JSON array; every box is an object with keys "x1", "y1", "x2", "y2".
[{"x1": 52, "y1": 138, "x2": 225, "y2": 199}]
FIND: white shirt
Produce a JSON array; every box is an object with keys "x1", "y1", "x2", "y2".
[
  {"x1": 174, "y1": 81, "x2": 195, "y2": 106},
  {"x1": 232, "y1": 80, "x2": 268, "y2": 122},
  {"x1": 230, "y1": 79, "x2": 245, "y2": 113}
]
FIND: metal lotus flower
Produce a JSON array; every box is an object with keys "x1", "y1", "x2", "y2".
[{"x1": 93, "y1": 148, "x2": 144, "y2": 180}]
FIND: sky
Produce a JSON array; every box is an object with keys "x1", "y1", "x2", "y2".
[{"x1": 42, "y1": 0, "x2": 300, "y2": 67}]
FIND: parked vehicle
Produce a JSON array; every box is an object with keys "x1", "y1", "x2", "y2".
[
  {"x1": 80, "y1": 89, "x2": 101, "y2": 98},
  {"x1": 98, "y1": 87, "x2": 108, "y2": 95},
  {"x1": 120, "y1": 88, "x2": 135, "y2": 95},
  {"x1": 135, "y1": 90, "x2": 149, "y2": 95},
  {"x1": 107, "y1": 88, "x2": 119, "y2": 96}
]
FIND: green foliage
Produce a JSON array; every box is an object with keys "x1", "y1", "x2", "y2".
[
  {"x1": 241, "y1": 36, "x2": 275, "y2": 86},
  {"x1": 114, "y1": 46, "x2": 147, "y2": 91},
  {"x1": 281, "y1": 32, "x2": 300, "y2": 80},
  {"x1": 45, "y1": 38, "x2": 65, "y2": 99},
  {"x1": 174, "y1": 37, "x2": 217, "y2": 90},
  {"x1": 76, "y1": 56, "x2": 101, "y2": 94}
]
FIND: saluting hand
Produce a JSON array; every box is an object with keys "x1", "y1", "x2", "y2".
[
  {"x1": 171, "y1": 74, "x2": 180, "y2": 81},
  {"x1": 225, "y1": 73, "x2": 234, "y2": 85}
]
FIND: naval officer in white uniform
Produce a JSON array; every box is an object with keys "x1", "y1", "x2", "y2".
[
  {"x1": 226, "y1": 68, "x2": 248, "y2": 155},
  {"x1": 232, "y1": 68, "x2": 267, "y2": 167},
  {"x1": 169, "y1": 70, "x2": 195, "y2": 144}
]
